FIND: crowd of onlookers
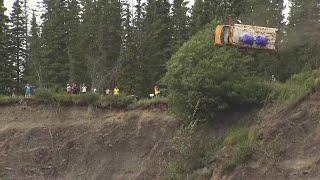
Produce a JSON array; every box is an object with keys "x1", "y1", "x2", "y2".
[
  {"x1": 21, "y1": 74, "x2": 276, "y2": 99},
  {"x1": 65, "y1": 83, "x2": 161, "y2": 98},
  {"x1": 65, "y1": 83, "x2": 120, "y2": 96},
  {"x1": 19, "y1": 82, "x2": 161, "y2": 99}
]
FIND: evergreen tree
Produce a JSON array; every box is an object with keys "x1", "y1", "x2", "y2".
[
  {"x1": 23, "y1": 0, "x2": 29, "y2": 72},
  {"x1": 0, "y1": 0, "x2": 15, "y2": 94},
  {"x1": 10, "y1": 0, "x2": 27, "y2": 84},
  {"x1": 278, "y1": 0, "x2": 320, "y2": 79},
  {"x1": 288, "y1": 0, "x2": 320, "y2": 42},
  {"x1": 66, "y1": 0, "x2": 88, "y2": 84},
  {"x1": 117, "y1": 1, "x2": 138, "y2": 92},
  {"x1": 117, "y1": 0, "x2": 146, "y2": 95},
  {"x1": 242, "y1": 0, "x2": 284, "y2": 27},
  {"x1": 190, "y1": 0, "x2": 247, "y2": 35},
  {"x1": 171, "y1": 0, "x2": 190, "y2": 51},
  {"x1": 24, "y1": 10, "x2": 43, "y2": 87},
  {"x1": 79, "y1": 0, "x2": 100, "y2": 88},
  {"x1": 121, "y1": 0, "x2": 134, "y2": 52},
  {"x1": 189, "y1": 0, "x2": 205, "y2": 35},
  {"x1": 140, "y1": 0, "x2": 172, "y2": 95},
  {"x1": 41, "y1": 0, "x2": 70, "y2": 87},
  {"x1": 95, "y1": 0, "x2": 122, "y2": 89}
]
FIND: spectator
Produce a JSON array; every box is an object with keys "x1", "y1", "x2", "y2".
[
  {"x1": 25, "y1": 84, "x2": 32, "y2": 99},
  {"x1": 66, "y1": 84, "x2": 72, "y2": 94},
  {"x1": 11, "y1": 88, "x2": 16, "y2": 97},
  {"x1": 105, "y1": 88, "x2": 111, "y2": 95},
  {"x1": 113, "y1": 86, "x2": 120, "y2": 96},
  {"x1": 154, "y1": 86, "x2": 160, "y2": 97},
  {"x1": 271, "y1": 75, "x2": 276, "y2": 82},
  {"x1": 81, "y1": 84, "x2": 87, "y2": 94}
]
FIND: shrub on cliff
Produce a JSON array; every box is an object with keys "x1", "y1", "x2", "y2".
[{"x1": 163, "y1": 28, "x2": 270, "y2": 120}]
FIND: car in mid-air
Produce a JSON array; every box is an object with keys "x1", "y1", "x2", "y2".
[{"x1": 215, "y1": 23, "x2": 278, "y2": 51}]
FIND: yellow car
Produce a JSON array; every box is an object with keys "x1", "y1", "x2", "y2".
[{"x1": 215, "y1": 24, "x2": 278, "y2": 51}]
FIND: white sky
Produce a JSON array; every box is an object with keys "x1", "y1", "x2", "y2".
[
  {"x1": 4, "y1": 0, "x2": 195, "y2": 14},
  {"x1": 4, "y1": 0, "x2": 290, "y2": 21}
]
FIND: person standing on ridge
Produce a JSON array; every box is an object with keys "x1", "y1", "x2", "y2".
[
  {"x1": 71, "y1": 83, "x2": 77, "y2": 94},
  {"x1": 67, "y1": 84, "x2": 72, "y2": 94},
  {"x1": 113, "y1": 86, "x2": 120, "y2": 96},
  {"x1": 81, "y1": 84, "x2": 87, "y2": 94},
  {"x1": 25, "y1": 84, "x2": 32, "y2": 98},
  {"x1": 105, "y1": 88, "x2": 111, "y2": 95},
  {"x1": 93, "y1": 87, "x2": 97, "y2": 93},
  {"x1": 154, "y1": 86, "x2": 160, "y2": 97}
]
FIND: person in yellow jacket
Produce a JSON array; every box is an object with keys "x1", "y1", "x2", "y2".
[
  {"x1": 113, "y1": 86, "x2": 120, "y2": 96},
  {"x1": 154, "y1": 86, "x2": 160, "y2": 97}
]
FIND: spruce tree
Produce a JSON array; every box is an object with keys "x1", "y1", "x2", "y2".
[
  {"x1": 10, "y1": 0, "x2": 27, "y2": 84},
  {"x1": 171, "y1": 0, "x2": 190, "y2": 51},
  {"x1": 242, "y1": 0, "x2": 284, "y2": 27},
  {"x1": 140, "y1": 0, "x2": 172, "y2": 94},
  {"x1": 189, "y1": 0, "x2": 205, "y2": 35},
  {"x1": 117, "y1": 0, "x2": 148, "y2": 95},
  {"x1": 66, "y1": 0, "x2": 88, "y2": 85},
  {"x1": 95, "y1": 0, "x2": 122, "y2": 89},
  {"x1": 288, "y1": 0, "x2": 320, "y2": 42},
  {"x1": 41, "y1": 0, "x2": 70, "y2": 87},
  {"x1": 79, "y1": 0, "x2": 100, "y2": 88},
  {"x1": 0, "y1": 0, "x2": 15, "y2": 94},
  {"x1": 24, "y1": 10, "x2": 43, "y2": 87},
  {"x1": 117, "y1": 1, "x2": 142, "y2": 93},
  {"x1": 279, "y1": 0, "x2": 320, "y2": 77}
]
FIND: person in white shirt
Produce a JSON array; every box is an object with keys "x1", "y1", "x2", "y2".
[
  {"x1": 105, "y1": 88, "x2": 111, "y2": 95},
  {"x1": 81, "y1": 84, "x2": 87, "y2": 94},
  {"x1": 67, "y1": 84, "x2": 72, "y2": 94}
]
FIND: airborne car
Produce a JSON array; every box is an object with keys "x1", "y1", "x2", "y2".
[{"x1": 215, "y1": 23, "x2": 278, "y2": 51}]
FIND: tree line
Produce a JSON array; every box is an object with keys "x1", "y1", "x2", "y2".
[{"x1": 0, "y1": 0, "x2": 319, "y2": 96}]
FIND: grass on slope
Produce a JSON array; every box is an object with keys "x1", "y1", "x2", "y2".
[
  {"x1": 268, "y1": 69, "x2": 320, "y2": 104},
  {"x1": 163, "y1": 112, "x2": 260, "y2": 179},
  {"x1": 163, "y1": 122, "x2": 223, "y2": 180},
  {"x1": 0, "y1": 89, "x2": 168, "y2": 110},
  {"x1": 0, "y1": 96, "x2": 24, "y2": 106},
  {"x1": 221, "y1": 113, "x2": 260, "y2": 175}
]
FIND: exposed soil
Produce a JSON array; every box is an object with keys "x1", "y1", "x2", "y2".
[
  {"x1": 0, "y1": 105, "x2": 179, "y2": 180},
  {"x1": 212, "y1": 92, "x2": 320, "y2": 180},
  {"x1": 1, "y1": 92, "x2": 320, "y2": 180}
]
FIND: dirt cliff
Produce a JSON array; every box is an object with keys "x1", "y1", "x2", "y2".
[
  {"x1": 0, "y1": 105, "x2": 179, "y2": 180},
  {"x1": 212, "y1": 92, "x2": 320, "y2": 180},
  {"x1": 1, "y1": 92, "x2": 320, "y2": 180}
]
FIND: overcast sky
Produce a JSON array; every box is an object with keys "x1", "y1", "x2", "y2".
[
  {"x1": 4, "y1": 0, "x2": 195, "y2": 13},
  {"x1": 4, "y1": 0, "x2": 290, "y2": 20}
]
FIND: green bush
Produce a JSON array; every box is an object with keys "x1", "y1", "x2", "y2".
[
  {"x1": 267, "y1": 69, "x2": 320, "y2": 103},
  {"x1": 98, "y1": 95, "x2": 135, "y2": 109},
  {"x1": 129, "y1": 97, "x2": 168, "y2": 110},
  {"x1": 163, "y1": 27, "x2": 271, "y2": 120},
  {"x1": 0, "y1": 96, "x2": 23, "y2": 105},
  {"x1": 73, "y1": 93, "x2": 100, "y2": 106},
  {"x1": 34, "y1": 89, "x2": 55, "y2": 104},
  {"x1": 53, "y1": 94, "x2": 75, "y2": 106},
  {"x1": 34, "y1": 91, "x2": 135, "y2": 108}
]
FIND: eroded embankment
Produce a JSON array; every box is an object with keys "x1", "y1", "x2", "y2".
[
  {"x1": 0, "y1": 105, "x2": 179, "y2": 180},
  {"x1": 212, "y1": 92, "x2": 320, "y2": 180}
]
